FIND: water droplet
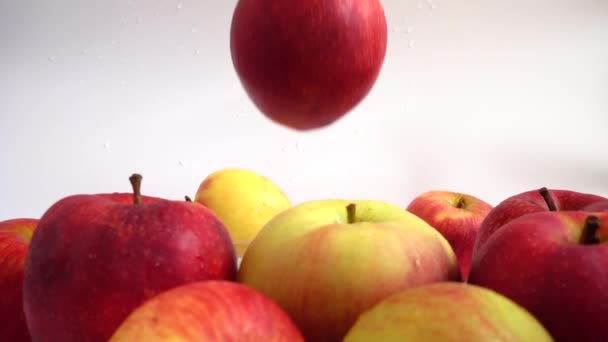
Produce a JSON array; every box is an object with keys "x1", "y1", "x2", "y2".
[
  {"x1": 176, "y1": 2, "x2": 183, "y2": 10},
  {"x1": 48, "y1": 55, "x2": 56, "y2": 62},
  {"x1": 154, "y1": 261, "x2": 160, "y2": 268},
  {"x1": 195, "y1": 49, "x2": 201, "y2": 55},
  {"x1": 293, "y1": 141, "x2": 300, "y2": 150},
  {"x1": 414, "y1": 257, "x2": 421, "y2": 267},
  {"x1": 88, "y1": 253, "x2": 95, "y2": 259},
  {"x1": 408, "y1": 41, "x2": 416, "y2": 48},
  {"x1": 136, "y1": 17, "x2": 143, "y2": 24},
  {"x1": 281, "y1": 146, "x2": 287, "y2": 152},
  {"x1": 392, "y1": 26, "x2": 400, "y2": 33},
  {"x1": 178, "y1": 160, "x2": 185, "y2": 167},
  {"x1": 407, "y1": 26, "x2": 414, "y2": 34},
  {"x1": 191, "y1": 27, "x2": 197, "y2": 33},
  {"x1": 431, "y1": 4, "x2": 438, "y2": 9},
  {"x1": 82, "y1": 49, "x2": 88, "y2": 55},
  {"x1": 103, "y1": 141, "x2": 110, "y2": 149}
]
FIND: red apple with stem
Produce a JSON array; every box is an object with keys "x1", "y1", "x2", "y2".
[
  {"x1": 472, "y1": 187, "x2": 608, "y2": 255},
  {"x1": 109, "y1": 280, "x2": 305, "y2": 341},
  {"x1": 230, "y1": 0, "x2": 388, "y2": 130},
  {"x1": 468, "y1": 211, "x2": 608, "y2": 342},
  {"x1": 406, "y1": 190, "x2": 493, "y2": 280},
  {"x1": 23, "y1": 174, "x2": 237, "y2": 342},
  {"x1": 0, "y1": 218, "x2": 38, "y2": 342}
]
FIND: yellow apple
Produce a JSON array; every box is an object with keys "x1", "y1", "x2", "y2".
[
  {"x1": 238, "y1": 199, "x2": 461, "y2": 342},
  {"x1": 343, "y1": 281, "x2": 554, "y2": 342},
  {"x1": 194, "y1": 168, "x2": 291, "y2": 257}
]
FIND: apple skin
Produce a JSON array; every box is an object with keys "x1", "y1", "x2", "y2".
[
  {"x1": 194, "y1": 168, "x2": 292, "y2": 257},
  {"x1": 230, "y1": 0, "x2": 387, "y2": 130},
  {"x1": 109, "y1": 280, "x2": 304, "y2": 341},
  {"x1": 343, "y1": 282, "x2": 554, "y2": 342},
  {"x1": 23, "y1": 179, "x2": 238, "y2": 342},
  {"x1": 0, "y1": 218, "x2": 38, "y2": 342},
  {"x1": 472, "y1": 188, "x2": 608, "y2": 255},
  {"x1": 238, "y1": 199, "x2": 461, "y2": 342},
  {"x1": 468, "y1": 211, "x2": 608, "y2": 342},
  {"x1": 406, "y1": 190, "x2": 493, "y2": 280}
]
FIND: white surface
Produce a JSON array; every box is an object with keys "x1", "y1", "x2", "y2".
[{"x1": 1, "y1": 0, "x2": 607, "y2": 221}]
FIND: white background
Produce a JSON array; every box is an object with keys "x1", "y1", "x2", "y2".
[{"x1": 1, "y1": 0, "x2": 607, "y2": 221}]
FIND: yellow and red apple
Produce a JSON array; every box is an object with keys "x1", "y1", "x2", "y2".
[
  {"x1": 343, "y1": 282, "x2": 554, "y2": 341},
  {"x1": 193, "y1": 168, "x2": 291, "y2": 257},
  {"x1": 109, "y1": 280, "x2": 304, "y2": 341},
  {"x1": 238, "y1": 199, "x2": 461, "y2": 341}
]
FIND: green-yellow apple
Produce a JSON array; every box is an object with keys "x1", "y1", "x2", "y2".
[
  {"x1": 238, "y1": 199, "x2": 461, "y2": 342},
  {"x1": 194, "y1": 168, "x2": 292, "y2": 257},
  {"x1": 472, "y1": 187, "x2": 608, "y2": 256},
  {"x1": 230, "y1": 0, "x2": 387, "y2": 130},
  {"x1": 23, "y1": 174, "x2": 237, "y2": 342},
  {"x1": 109, "y1": 280, "x2": 304, "y2": 341},
  {"x1": 0, "y1": 218, "x2": 38, "y2": 341},
  {"x1": 343, "y1": 281, "x2": 554, "y2": 342},
  {"x1": 406, "y1": 190, "x2": 493, "y2": 280},
  {"x1": 468, "y1": 211, "x2": 608, "y2": 342}
]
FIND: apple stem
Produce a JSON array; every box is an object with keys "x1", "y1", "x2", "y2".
[
  {"x1": 581, "y1": 215, "x2": 601, "y2": 245},
  {"x1": 347, "y1": 203, "x2": 357, "y2": 224},
  {"x1": 456, "y1": 197, "x2": 466, "y2": 209},
  {"x1": 129, "y1": 173, "x2": 143, "y2": 205},
  {"x1": 185, "y1": 196, "x2": 192, "y2": 202},
  {"x1": 539, "y1": 187, "x2": 557, "y2": 211}
]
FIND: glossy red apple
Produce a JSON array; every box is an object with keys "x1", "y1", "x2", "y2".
[
  {"x1": 406, "y1": 190, "x2": 493, "y2": 279},
  {"x1": 109, "y1": 280, "x2": 304, "y2": 341},
  {"x1": 468, "y1": 211, "x2": 608, "y2": 342},
  {"x1": 473, "y1": 187, "x2": 608, "y2": 255},
  {"x1": 23, "y1": 174, "x2": 237, "y2": 342},
  {"x1": 230, "y1": 0, "x2": 388, "y2": 130},
  {"x1": 0, "y1": 218, "x2": 38, "y2": 341}
]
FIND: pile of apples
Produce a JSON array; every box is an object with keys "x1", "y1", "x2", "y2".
[
  {"x1": 2, "y1": 0, "x2": 607, "y2": 341},
  {"x1": 2, "y1": 169, "x2": 607, "y2": 342}
]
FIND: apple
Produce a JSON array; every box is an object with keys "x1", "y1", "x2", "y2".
[
  {"x1": 23, "y1": 174, "x2": 238, "y2": 342},
  {"x1": 468, "y1": 211, "x2": 608, "y2": 342},
  {"x1": 0, "y1": 218, "x2": 38, "y2": 342},
  {"x1": 472, "y1": 187, "x2": 608, "y2": 255},
  {"x1": 405, "y1": 190, "x2": 493, "y2": 280},
  {"x1": 343, "y1": 281, "x2": 554, "y2": 342},
  {"x1": 238, "y1": 199, "x2": 461, "y2": 342},
  {"x1": 194, "y1": 168, "x2": 291, "y2": 257},
  {"x1": 109, "y1": 280, "x2": 304, "y2": 341},
  {"x1": 230, "y1": 0, "x2": 388, "y2": 130}
]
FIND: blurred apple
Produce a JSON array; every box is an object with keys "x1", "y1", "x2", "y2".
[
  {"x1": 344, "y1": 282, "x2": 554, "y2": 342},
  {"x1": 109, "y1": 280, "x2": 304, "y2": 341},
  {"x1": 23, "y1": 174, "x2": 237, "y2": 342},
  {"x1": 473, "y1": 187, "x2": 608, "y2": 255},
  {"x1": 406, "y1": 190, "x2": 493, "y2": 279},
  {"x1": 230, "y1": 0, "x2": 387, "y2": 130},
  {"x1": 0, "y1": 218, "x2": 38, "y2": 341},
  {"x1": 468, "y1": 211, "x2": 608, "y2": 342},
  {"x1": 194, "y1": 168, "x2": 291, "y2": 257},
  {"x1": 238, "y1": 199, "x2": 461, "y2": 342}
]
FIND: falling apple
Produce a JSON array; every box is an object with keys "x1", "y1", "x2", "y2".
[
  {"x1": 23, "y1": 174, "x2": 237, "y2": 342},
  {"x1": 230, "y1": 0, "x2": 388, "y2": 130}
]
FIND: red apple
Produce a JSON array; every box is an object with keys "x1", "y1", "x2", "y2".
[
  {"x1": 109, "y1": 280, "x2": 304, "y2": 341},
  {"x1": 0, "y1": 218, "x2": 38, "y2": 341},
  {"x1": 406, "y1": 190, "x2": 493, "y2": 280},
  {"x1": 468, "y1": 211, "x2": 608, "y2": 342},
  {"x1": 230, "y1": 0, "x2": 387, "y2": 130},
  {"x1": 472, "y1": 187, "x2": 608, "y2": 255},
  {"x1": 23, "y1": 174, "x2": 237, "y2": 342}
]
